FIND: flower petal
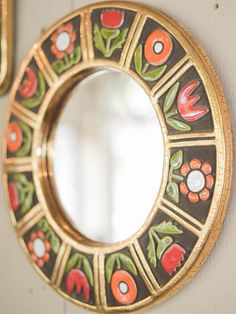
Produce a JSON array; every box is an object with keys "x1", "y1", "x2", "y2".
[
  {"x1": 188, "y1": 192, "x2": 199, "y2": 203},
  {"x1": 65, "y1": 23, "x2": 73, "y2": 33},
  {"x1": 27, "y1": 241, "x2": 34, "y2": 253},
  {"x1": 201, "y1": 162, "x2": 212, "y2": 175},
  {"x1": 56, "y1": 51, "x2": 65, "y2": 59},
  {"x1": 206, "y1": 175, "x2": 214, "y2": 189},
  {"x1": 66, "y1": 43, "x2": 74, "y2": 54},
  {"x1": 190, "y1": 159, "x2": 201, "y2": 169},
  {"x1": 180, "y1": 182, "x2": 188, "y2": 195},
  {"x1": 37, "y1": 230, "x2": 44, "y2": 239},
  {"x1": 31, "y1": 253, "x2": 38, "y2": 262},
  {"x1": 43, "y1": 253, "x2": 50, "y2": 262},
  {"x1": 70, "y1": 31, "x2": 76, "y2": 43},
  {"x1": 30, "y1": 232, "x2": 37, "y2": 241},
  {"x1": 44, "y1": 240, "x2": 51, "y2": 252},
  {"x1": 199, "y1": 188, "x2": 210, "y2": 201},
  {"x1": 57, "y1": 25, "x2": 65, "y2": 34},
  {"x1": 180, "y1": 163, "x2": 190, "y2": 176},
  {"x1": 51, "y1": 33, "x2": 58, "y2": 42},
  {"x1": 37, "y1": 259, "x2": 44, "y2": 268},
  {"x1": 51, "y1": 44, "x2": 58, "y2": 55}
]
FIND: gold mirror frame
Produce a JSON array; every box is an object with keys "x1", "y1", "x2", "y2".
[
  {"x1": 0, "y1": 0, "x2": 13, "y2": 95},
  {"x1": 3, "y1": 1, "x2": 233, "y2": 312}
]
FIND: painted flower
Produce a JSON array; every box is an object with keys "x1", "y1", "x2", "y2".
[
  {"x1": 27, "y1": 230, "x2": 51, "y2": 268},
  {"x1": 161, "y1": 243, "x2": 186, "y2": 275},
  {"x1": 6, "y1": 122, "x2": 23, "y2": 153},
  {"x1": 144, "y1": 29, "x2": 173, "y2": 66},
  {"x1": 179, "y1": 159, "x2": 214, "y2": 203},
  {"x1": 8, "y1": 182, "x2": 19, "y2": 211},
  {"x1": 66, "y1": 269, "x2": 90, "y2": 302},
  {"x1": 18, "y1": 67, "x2": 38, "y2": 99},
  {"x1": 51, "y1": 23, "x2": 76, "y2": 59},
  {"x1": 101, "y1": 9, "x2": 124, "y2": 29},
  {"x1": 177, "y1": 80, "x2": 209, "y2": 122},
  {"x1": 111, "y1": 270, "x2": 137, "y2": 305}
]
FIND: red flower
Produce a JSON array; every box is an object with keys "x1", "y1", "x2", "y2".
[
  {"x1": 8, "y1": 182, "x2": 19, "y2": 211},
  {"x1": 51, "y1": 23, "x2": 76, "y2": 59},
  {"x1": 18, "y1": 67, "x2": 38, "y2": 99},
  {"x1": 161, "y1": 243, "x2": 186, "y2": 275},
  {"x1": 101, "y1": 9, "x2": 124, "y2": 29},
  {"x1": 177, "y1": 80, "x2": 209, "y2": 122},
  {"x1": 66, "y1": 269, "x2": 90, "y2": 302}
]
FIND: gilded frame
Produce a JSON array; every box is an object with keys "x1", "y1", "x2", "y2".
[
  {"x1": 2, "y1": 1, "x2": 233, "y2": 312},
  {"x1": 0, "y1": 0, "x2": 13, "y2": 95}
]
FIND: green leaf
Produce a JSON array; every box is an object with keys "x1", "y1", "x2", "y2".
[
  {"x1": 164, "y1": 82, "x2": 179, "y2": 113},
  {"x1": 147, "y1": 232, "x2": 157, "y2": 268},
  {"x1": 101, "y1": 28, "x2": 120, "y2": 41},
  {"x1": 20, "y1": 191, "x2": 33, "y2": 215},
  {"x1": 94, "y1": 24, "x2": 106, "y2": 55},
  {"x1": 156, "y1": 236, "x2": 173, "y2": 260},
  {"x1": 37, "y1": 71, "x2": 46, "y2": 98},
  {"x1": 16, "y1": 121, "x2": 32, "y2": 157},
  {"x1": 172, "y1": 174, "x2": 184, "y2": 182},
  {"x1": 167, "y1": 181, "x2": 179, "y2": 203},
  {"x1": 15, "y1": 181, "x2": 25, "y2": 204},
  {"x1": 65, "y1": 254, "x2": 80, "y2": 273},
  {"x1": 109, "y1": 28, "x2": 128, "y2": 53},
  {"x1": 167, "y1": 118, "x2": 191, "y2": 131},
  {"x1": 70, "y1": 46, "x2": 81, "y2": 65},
  {"x1": 13, "y1": 173, "x2": 29, "y2": 185},
  {"x1": 82, "y1": 256, "x2": 94, "y2": 287},
  {"x1": 52, "y1": 59, "x2": 65, "y2": 74},
  {"x1": 134, "y1": 44, "x2": 143, "y2": 75},
  {"x1": 118, "y1": 253, "x2": 137, "y2": 277},
  {"x1": 38, "y1": 218, "x2": 49, "y2": 233},
  {"x1": 105, "y1": 254, "x2": 117, "y2": 283},
  {"x1": 170, "y1": 150, "x2": 183, "y2": 170},
  {"x1": 21, "y1": 71, "x2": 46, "y2": 108},
  {"x1": 51, "y1": 234, "x2": 60, "y2": 254},
  {"x1": 142, "y1": 65, "x2": 167, "y2": 82},
  {"x1": 152, "y1": 221, "x2": 183, "y2": 235}
]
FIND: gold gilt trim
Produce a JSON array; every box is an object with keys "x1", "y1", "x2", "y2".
[
  {"x1": 120, "y1": 12, "x2": 142, "y2": 66},
  {"x1": 162, "y1": 199, "x2": 204, "y2": 230},
  {"x1": 124, "y1": 15, "x2": 146, "y2": 69},
  {"x1": 153, "y1": 59, "x2": 193, "y2": 101},
  {"x1": 10, "y1": 101, "x2": 38, "y2": 129},
  {"x1": 17, "y1": 206, "x2": 44, "y2": 238},
  {"x1": 129, "y1": 245, "x2": 157, "y2": 295}
]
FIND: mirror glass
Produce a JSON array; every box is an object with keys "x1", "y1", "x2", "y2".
[{"x1": 53, "y1": 69, "x2": 164, "y2": 243}]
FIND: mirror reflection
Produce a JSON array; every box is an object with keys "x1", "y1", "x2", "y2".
[{"x1": 53, "y1": 69, "x2": 164, "y2": 243}]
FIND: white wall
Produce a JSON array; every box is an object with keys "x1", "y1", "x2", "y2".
[{"x1": 0, "y1": 1, "x2": 235, "y2": 313}]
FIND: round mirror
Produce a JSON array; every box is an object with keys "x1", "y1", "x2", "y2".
[{"x1": 52, "y1": 69, "x2": 164, "y2": 243}]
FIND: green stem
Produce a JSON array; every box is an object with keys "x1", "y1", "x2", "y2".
[
  {"x1": 116, "y1": 256, "x2": 121, "y2": 269},
  {"x1": 168, "y1": 165, "x2": 174, "y2": 182},
  {"x1": 77, "y1": 257, "x2": 82, "y2": 269},
  {"x1": 142, "y1": 63, "x2": 149, "y2": 74},
  {"x1": 64, "y1": 54, "x2": 71, "y2": 69},
  {"x1": 150, "y1": 229, "x2": 161, "y2": 243},
  {"x1": 105, "y1": 37, "x2": 112, "y2": 57}
]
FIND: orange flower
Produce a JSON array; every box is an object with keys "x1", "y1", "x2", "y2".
[
  {"x1": 50, "y1": 23, "x2": 76, "y2": 59},
  {"x1": 144, "y1": 29, "x2": 173, "y2": 66},
  {"x1": 179, "y1": 159, "x2": 214, "y2": 203},
  {"x1": 27, "y1": 230, "x2": 51, "y2": 268}
]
